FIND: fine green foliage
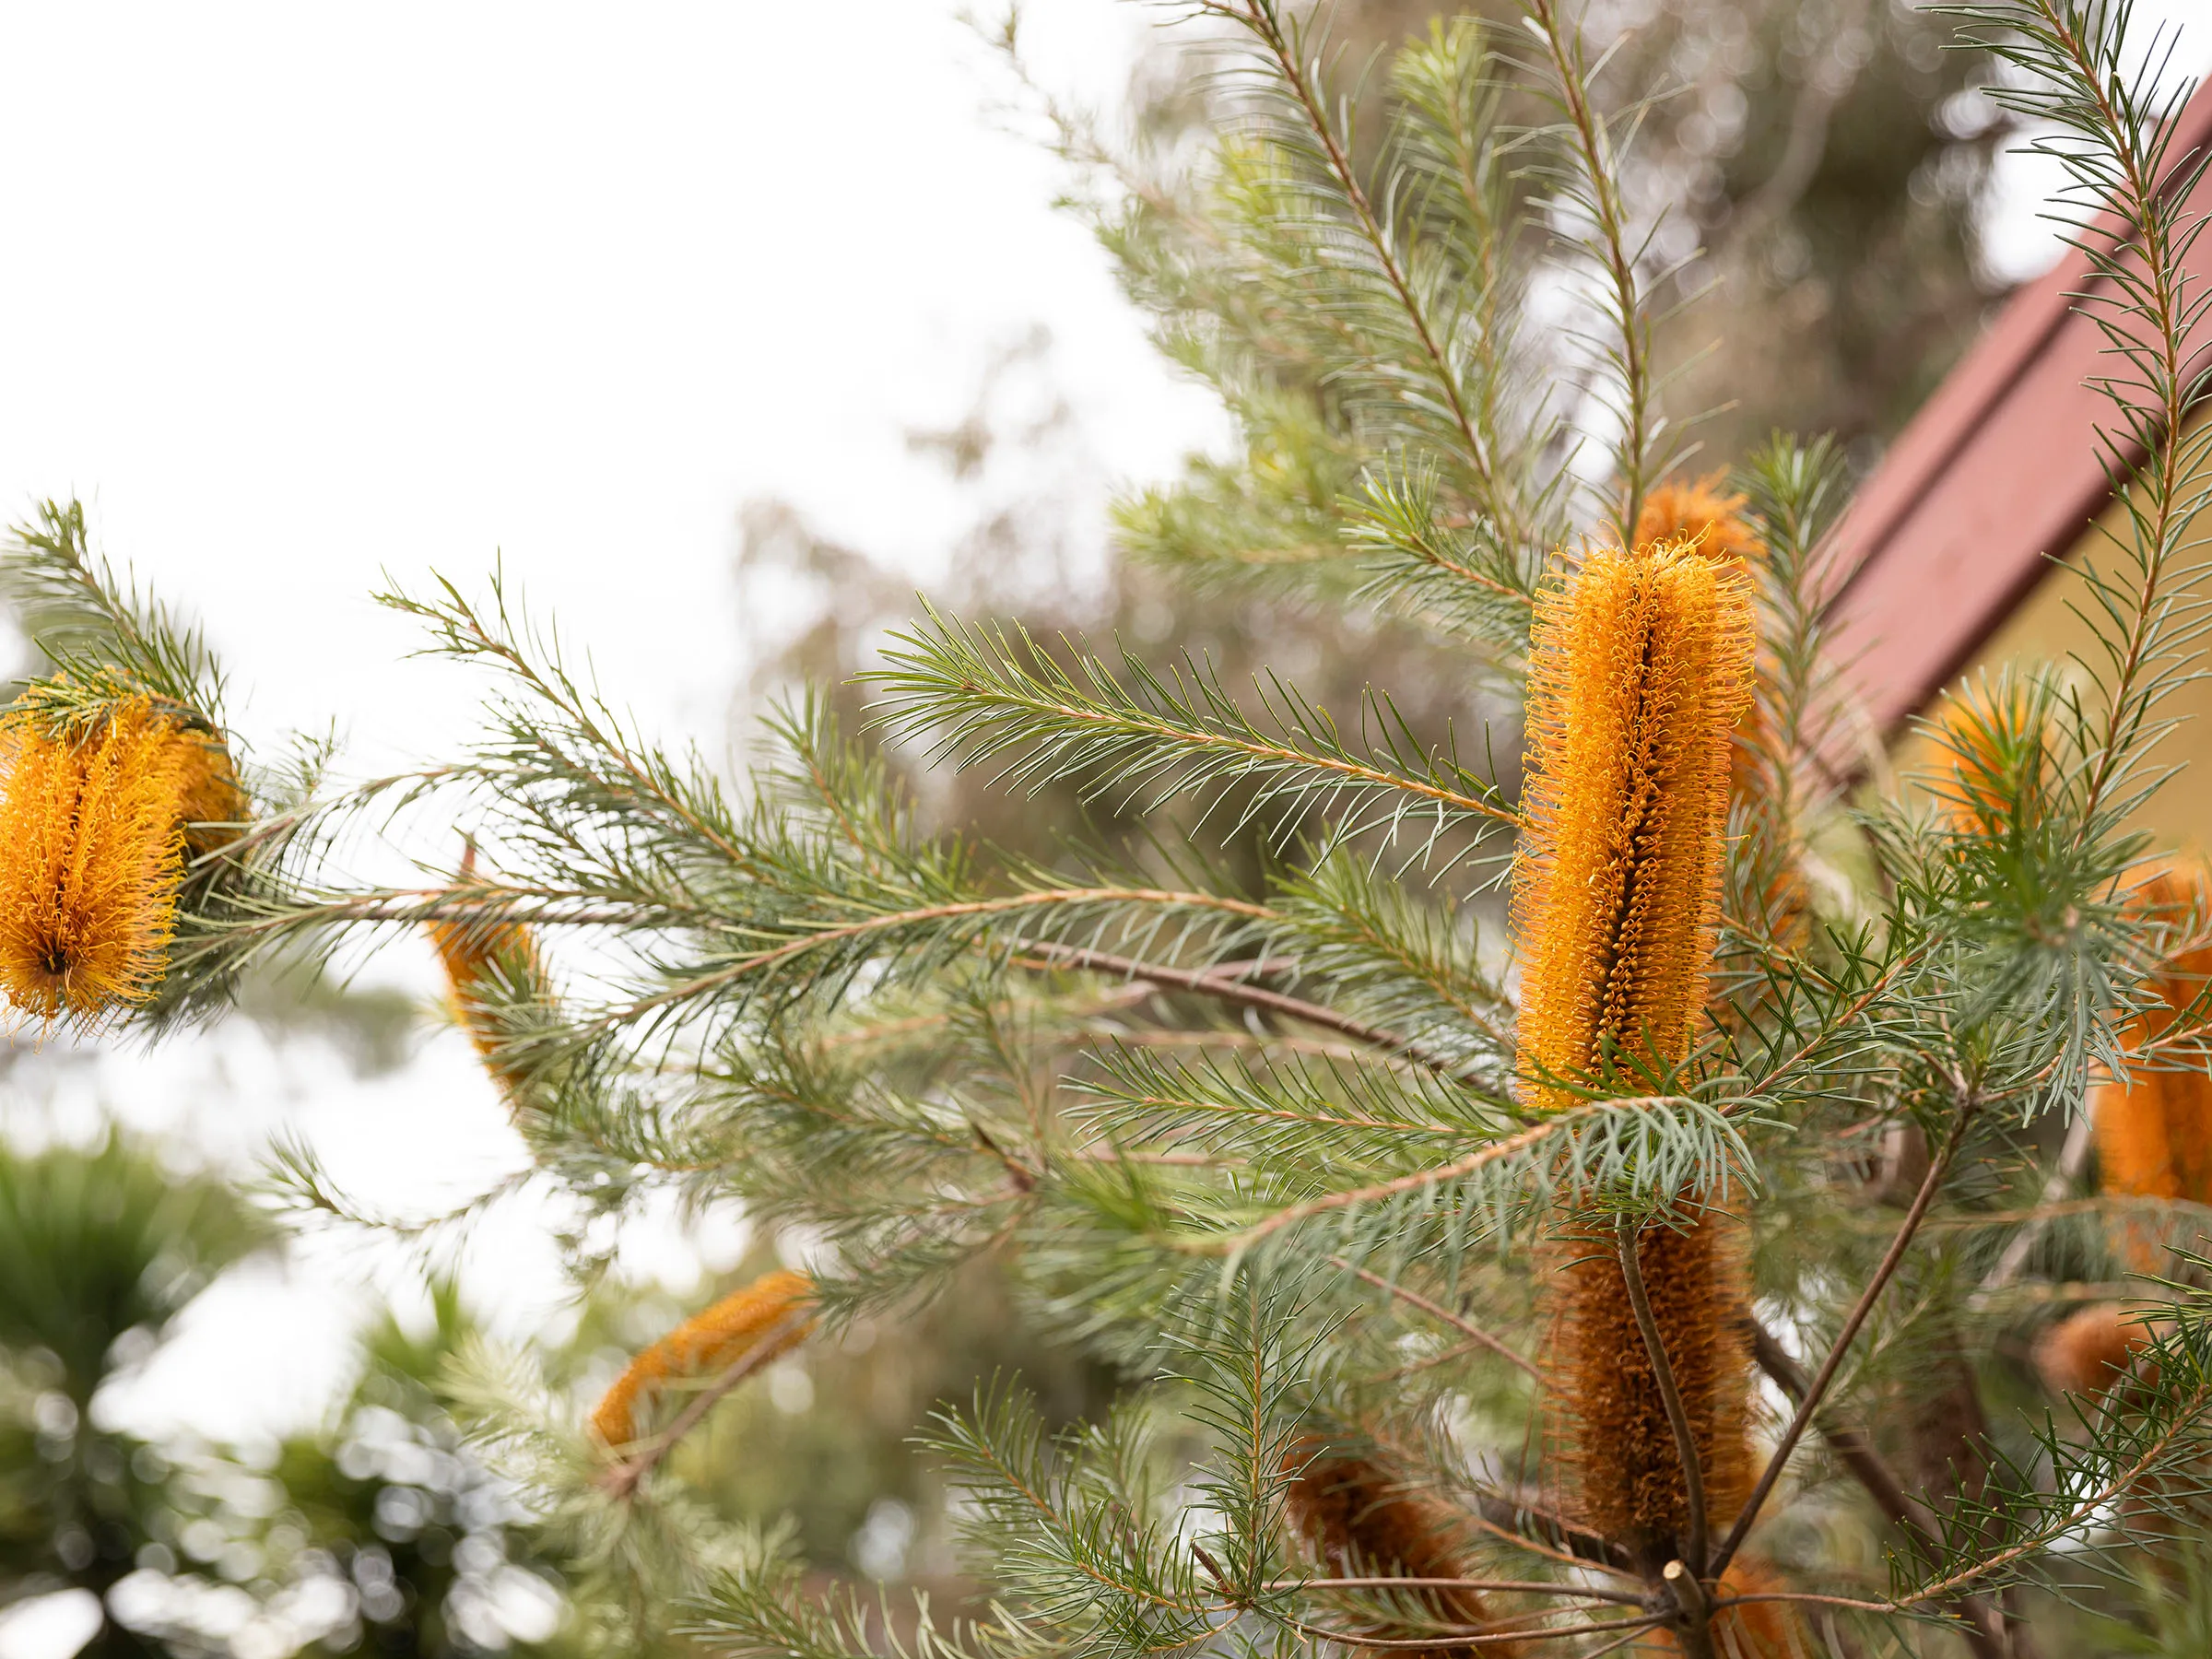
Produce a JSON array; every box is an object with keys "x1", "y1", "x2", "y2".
[{"x1": 15, "y1": 2, "x2": 2212, "y2": 1656}]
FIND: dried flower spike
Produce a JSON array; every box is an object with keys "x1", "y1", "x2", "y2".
[
  {"x1": 591, "y1": 1268, "x2": 815, "y2": 1450},
  {"x1": 1512, "y1": 544, "x2": 1757, "y2": 1555},
  {"x1": 0, "y1": 695, "x2": 226, "y2": 1025},
  {"x1": 1281, "y1": 1437, "x2": 1517, "y2": 1659},
  {"x1": 1634, "y1": 472, "x2": 1764, "y2": 566}
]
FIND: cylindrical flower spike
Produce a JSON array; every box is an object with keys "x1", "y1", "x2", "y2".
[
  {"x1": 591, "y1": 1268, "x2": 815, "y2": 1450},
  {"x1": 426, "y1": 843, "x2": 545, "y2": 1087},
  {"x1": 2093, "y1": 858, "x2": 2212, "y2": 1226},
  {"x1": 2023, "y1": 860, "x2": 2212, "y2": 1406},
  {"x1": 1281, "y1": 1437, "x2": 1519, "y2": 1659},
  {"x1": 1514, "y1": 545, "x2": 1755, "y2": 1112},
  {"x1": 1512, "y1": 544, "x2": 1757, "y2": 1558},
  {"x1": 0, "y1": 695, "x2": 234, "y2": 1025}
]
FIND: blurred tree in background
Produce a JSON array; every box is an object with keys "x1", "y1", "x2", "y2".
[
  {"x1": 0, "y1": 1136, "x2": 566, "y2": 1658},
  {"x1": 735, "y1": 0, "x2": 2007, "y2": 850}
]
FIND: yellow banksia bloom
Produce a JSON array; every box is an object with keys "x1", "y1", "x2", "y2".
[
  {"x1": 1512, "y1": 544, "x2": 1758, "y2": 1552},
  {"x1": 0, "y1": 695, "x2": 233, "y2": 1026},
  {"x1": 590, "y1": 1268, "x2": 815, "y2": 1450},
  {"x1": 1634, "y1": 472, "x2": 1764, "y2": 566},
  {"x1": 426, "y1": 844, "x2": 544, "y2": 1081}
]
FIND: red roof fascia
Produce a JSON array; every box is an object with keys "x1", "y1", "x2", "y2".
[{"x1": 1824, "y1": 79, "x2": 2212, "y2": 736}]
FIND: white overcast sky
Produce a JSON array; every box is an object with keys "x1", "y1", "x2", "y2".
[{"x1": 0, "y1": 0, "x2": 2207, "y2": 1533}]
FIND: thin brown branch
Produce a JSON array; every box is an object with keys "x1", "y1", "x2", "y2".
[
  {"x1": 1011, "y1": 942, "x2": 1441, "y2": 1063},
  {"x1": 1269, "y1": 1610, "x2": 1664, "y2": 1650},
  {"x1": 1710, "y1": 1093, "x2": 1978, "y2": 1579},
  {"x1": 1616, "y1": 1216, "x2": 1709, "y2": 1574},
  {"x1": 1467, "y1": 1486, "x2": 1637, "y2": 1575},
  {"x1": 1751, "y1": 1322, "x2": 2009, "y2": 1659},
  {"x1": 1278, "y1": 1577, "x2": 1645, "y2": 1606}
]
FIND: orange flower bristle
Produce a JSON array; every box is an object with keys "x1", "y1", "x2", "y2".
[
  {"x1": 0, "y1": 694, "x2": 235, "y2": 1025},
  {"x1": 1634, "y1": 472, "x2": 1764, "y2": 566},
  {"x1": 590, "y1": 1268, "x2": 815, "y2": 1450},
  {"x1": 1280, "y1": 1437, "x2": 1517, "y2": 1659},
  {"x1": 1512, "y1": 543, "x2": 1758, "y2": 1555}
]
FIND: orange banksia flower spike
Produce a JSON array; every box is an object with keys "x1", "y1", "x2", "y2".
[
  {"x1": 2035, "y1": 1303, "x2": 2147, "y2": 1400},
  {"x1": 1634, "y1": 472, "x2": 1765, "y2": 567},
  {"x1": 590, "y1": 1268, "x2": 815, "y2": 1451},
  {"x1": 2091, "y1": 856, "x2": 2212, "y2": 1268},
  {"x1": 427, "y1": 842, "x2": 545, "y2": 1084},
  {"x1": 1281, "y1": 1437, "x2": 1519, "y2": 1659},
  {"x1": 1512, "y1": 543, "x2": 1758, "y2": 1557},
  {"x1": 1514, "y1": 545, "x2": 1756, "y2": 1112},
  {"x1": 1928, "y1": 672, "x2": 2053, "y2": 841},
  {"x1": 0, "y1": 693, "x2": 239, "y2": 1027}
]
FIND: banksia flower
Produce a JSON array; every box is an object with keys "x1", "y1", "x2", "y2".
[
  {"x1": 1634, "y1": 473, "x2": 1763, "y2": 566},
  {"x1": 1514, "y1": 545, "x2": 1756, "y2": 1111},
  {"x1": 426, "y1": 843, "x2": 545, "y2": 1083},
  {"x1": 1512, "y1": 544, "x2": 1757, "y2": 1556},
  {"x1": 1927, "y1": 672, "x2": 2053, "y2": 840},
  {"x1": 2092, "y1": 857, "x2": 2212, "y2": 1268},
  {"x1": 1280, "y1": 1437, "x2": 1517, "y2": 1659},
  {"x1": 0, "y1": 694, "x2": 236, "y2": 1025},
  {"x1": 2035, "y1": 1303, "x2": 2147, "y2": 1399},
  {"x1": 591, "y1": 1268, "x2": 814, "y2": 1450}
]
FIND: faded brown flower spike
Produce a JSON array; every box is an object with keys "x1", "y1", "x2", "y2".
[
  {"x1": 1280, "y1": 1437, "x2": 1518, "y2": 1659},
  {"x1": 1512, "y1": 543, "x2": 1757, "y2": 1559}
]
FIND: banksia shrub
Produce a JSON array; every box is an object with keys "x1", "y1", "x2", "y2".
[
  {"x1": 1280, "y1": 1437, "x2": 1516, "y2": 1659},
  {"x1": 22, "y1": 5, "x2": 2212, "y2": 1653},
  {"x1": 0, "y1": 693, "x2": 239, "y2": 1026},
  {"x1": 590, "y1": 1268, "x2": 815, "y2": 1451},
  {"x1": 1512, "y1": 544, "x2": 1756, "y2": 1556}
]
